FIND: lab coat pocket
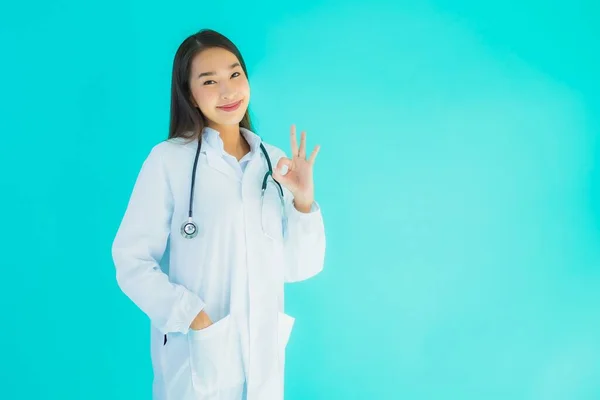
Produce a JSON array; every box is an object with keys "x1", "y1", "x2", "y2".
[
  {"x1": 188, "y1": 314, "x2": 245, "y2": 398},
  {"x1": 277, "y1": 312, "x2": 295, "y2": 370}
]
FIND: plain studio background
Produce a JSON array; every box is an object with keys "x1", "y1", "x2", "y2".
[{"x1": 1, "y1": 0, "x2": 599, "y2": 399}]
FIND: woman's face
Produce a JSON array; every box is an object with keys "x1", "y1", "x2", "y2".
[{"x1": 188, "y1": 47, "x2": 250, "y2": 129}]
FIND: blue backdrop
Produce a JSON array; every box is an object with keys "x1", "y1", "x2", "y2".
[{"x1": 1, "y1": 0, "x2": 599, "y2": 398}]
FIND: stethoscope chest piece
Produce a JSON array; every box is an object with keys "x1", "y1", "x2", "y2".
[{"x1": 181, "y1": 219, "x2": 199, "y2": 239}]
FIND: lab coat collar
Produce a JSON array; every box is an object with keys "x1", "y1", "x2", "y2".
[
  {"x1": 202, "y1": 126, "x2": 262, "y2": 155},
  {"x1": 200, "y1": 126, "x2": 263, "y2": 181},
  {"x1": 168, "y1": 127, "x2": 263, "y2": 155},
  {"x1": 241, "y1": 128, "x2": 264, "y2": 158}
]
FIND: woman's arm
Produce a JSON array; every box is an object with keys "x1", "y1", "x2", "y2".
[
  {"x1": 281, "y1": 185, "x2": 326, "y2": 282},
  {"x1": 270, "y1": 125, "x2": 326, "y2": 282},
  {"x1": 111, "y1": 143, "x2": 206, "y2": 335}
]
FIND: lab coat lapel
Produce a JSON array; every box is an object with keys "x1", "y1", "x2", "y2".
[{"x1": 202, "y1": 145, "x2": 241, "y2": 182}]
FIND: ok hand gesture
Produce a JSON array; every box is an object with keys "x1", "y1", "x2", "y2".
[{"x1": 272, "y1": 125, "x2": 320, "y2": 213}]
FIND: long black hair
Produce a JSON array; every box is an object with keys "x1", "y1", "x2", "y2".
[{"x1": 167, "y1": 29, "x2": 254, "y2": 141}]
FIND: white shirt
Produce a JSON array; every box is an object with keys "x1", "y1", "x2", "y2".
[{"x1": 203, "y1": 126, "x2": 257, "y2": 176}]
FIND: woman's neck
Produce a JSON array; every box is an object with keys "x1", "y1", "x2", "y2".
[{"x1": 209, "y1": 123, "x2": 250, "y2": 160}]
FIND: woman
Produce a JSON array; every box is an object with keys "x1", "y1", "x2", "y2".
[{"x1": 111, "y1": 28, "x2": 326, "y2": 400}]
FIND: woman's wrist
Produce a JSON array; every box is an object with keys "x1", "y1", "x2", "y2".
[{"x1": 190, "y1": 310, "x2": 212, "y2": 330}]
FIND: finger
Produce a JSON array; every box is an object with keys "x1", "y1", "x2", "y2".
[
  {"x1": 290, "y1": 125, "x2": 299, "y2": 156},
  {"x1": 272, "y1": 164, "x2": 291, "y2": 184},
  {"x1": 308, "y1": 144, "x2": 320, "y2": 165},
  {"x1": 273, "y1": 157, "x2": 292, "y2": 177},
  {"x1": 299, "y1": 130, "x2": 307, "y2": 158},
  {"x1": 272, "y1": 170, "x2": 289, "y2": 184}
]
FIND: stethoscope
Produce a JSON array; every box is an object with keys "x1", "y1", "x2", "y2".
[{"x1": 180, "y1": 136, "x2": 286, "y2": 239}]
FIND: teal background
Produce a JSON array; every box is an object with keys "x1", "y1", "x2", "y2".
[{"x1": 1, "y1": 0, "x2": 599, "y2": 399}]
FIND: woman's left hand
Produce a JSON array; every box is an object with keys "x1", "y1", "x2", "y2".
[{"x1": 272, "y1": 124, "x2": 320, "y2": 213}]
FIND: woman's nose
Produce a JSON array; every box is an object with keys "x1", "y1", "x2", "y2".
[{"x1": 219, "y1": 82, "x2": 236, "y2": 99}]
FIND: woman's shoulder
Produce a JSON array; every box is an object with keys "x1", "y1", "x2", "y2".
[
  {"x1": 148, "y1": 136, "x2": 197, "y2": 156},
  {"x1": 138, "y1": 137, "x2": 197, "y2": 172},
  {"x1": 163, "y1": 136, "x2": 198, "y2": 151}
]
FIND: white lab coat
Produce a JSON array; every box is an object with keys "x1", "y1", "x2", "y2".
[{"x1": 111, "y1": 127, "x2": 326, "y2": 400}]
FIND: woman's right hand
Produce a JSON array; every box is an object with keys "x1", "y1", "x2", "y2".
[{"x1": 190, "y1": 310, "x2": 213, "y2": 331}]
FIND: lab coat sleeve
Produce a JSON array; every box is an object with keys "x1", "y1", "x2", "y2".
[
  {"x1": 111, "y1": 144, "x2": 205, "y2": 335},
  {"x1": 280, "y1": 166, "x2": 326, "y2": 283}
]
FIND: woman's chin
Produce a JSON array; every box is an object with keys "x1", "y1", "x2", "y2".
[{"x1": 213, "y1": 111, "x2": 248, "y2": 126}]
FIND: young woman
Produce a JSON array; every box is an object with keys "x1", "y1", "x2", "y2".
[{"x1": 111, "y1": 29, "x2": 326, "y2": 400}]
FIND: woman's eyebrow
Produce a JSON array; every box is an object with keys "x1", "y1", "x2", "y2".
[{"x1": 198, "y1": 62, "x2": 241, "y2": 78}]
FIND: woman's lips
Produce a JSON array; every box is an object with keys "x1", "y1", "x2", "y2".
[{"x1": 217, "y1": 99, "x2": 242, "y2": 112}]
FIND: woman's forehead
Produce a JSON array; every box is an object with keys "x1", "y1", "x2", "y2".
[{"x1": 191, "y1": 48, "x2": 240, "y2": 73}]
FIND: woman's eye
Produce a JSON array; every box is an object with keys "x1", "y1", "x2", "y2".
[{"x1": 203, "y1": 72, "x2": 240, "y2": 85}]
